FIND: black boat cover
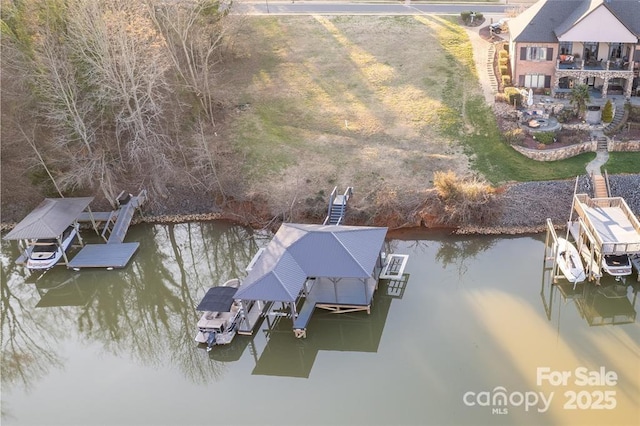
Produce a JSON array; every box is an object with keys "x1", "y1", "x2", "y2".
[{"x1": 196, "y1": 286, "x2": 238, "y2": 312}]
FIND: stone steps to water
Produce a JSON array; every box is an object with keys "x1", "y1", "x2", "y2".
[{"x1": 596, "y1": 136, "x2": 608, "y2": 151}]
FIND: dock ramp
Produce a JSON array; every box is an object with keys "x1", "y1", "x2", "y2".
[{"x1": 102, "y1": 190, "x2": 147, "y2": 244}]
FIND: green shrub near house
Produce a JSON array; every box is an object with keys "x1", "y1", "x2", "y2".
[
  {"x1": 601, "y1": 100, "x2": 613, "y2": 123},
  {"x1": 498, "y1": 57, "x2": 508, "y2": 66},
  {"x1": 499, "y1": 65, "x2": 509, "y2": 75},
  {"x1": 498, "y1": 50, "x2": 509, "y2": 59},
  {"x1": 501, "y1": 75, "x2": 511, "y2": 86},
  {"x1": 504, "y1": 86, "x2": 520, "y2": 106},
  {"x1": 533, "y1": 131, "x2": 556, "y2": 145}
]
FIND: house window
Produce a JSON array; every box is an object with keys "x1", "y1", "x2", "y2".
[
  {"x1": 527, "y1": 46, "x2": 547, "y2": 61},
  {"x1": 559, "y1": 42, "x2": 572, "y2": 56},
  {"x1": 524, "y1": 74, "x2": 547, "y2": 88},
  {"x1": 609, "y1": 43, "x2": 623, "y2": 59},
  {"x1": 584, "y1": 42, "x2": 598, "y2": 60},
  {"x1": 520, "y1": 46, "x2": 553, "y2": 61}
]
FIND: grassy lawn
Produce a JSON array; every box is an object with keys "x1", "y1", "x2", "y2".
[
  {"x1": 606, "y1": 152, "x2": 640, "y2": 174},
  {"x1": 222, "y1": 15, "x2": 633, "y2": 211}
]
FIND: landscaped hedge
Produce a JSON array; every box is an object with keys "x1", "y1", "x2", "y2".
[
  {"x1": 504, "y1": 86, "x2": 521, "y2": 106},
  {"x1": 532, "y1": 131, "x2": 557, "y2": 145},
  {"x1": 499, "y1": 65, "x2": 509, "y2": 75},
  {"x1": 602, "y1": 100, "x2": 613, "y2": 123},
  {"x1": 501, "y1": 75, "x2": 512, "y2": 87}
]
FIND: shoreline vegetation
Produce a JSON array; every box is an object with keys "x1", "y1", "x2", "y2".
[{"x1": 2, "y1": 10, "x2": 638, "y2": 238}]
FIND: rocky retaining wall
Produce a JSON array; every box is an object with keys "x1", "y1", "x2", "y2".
[
  {"x1": 610, "y1": 140, "x2": 640, "y2": 152},
  {"x1": 512, "y1": 141, "x2": 596, "y2": 161}
]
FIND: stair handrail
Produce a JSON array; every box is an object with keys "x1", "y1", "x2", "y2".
[
  {"x1": 343, "y1": 186, "x2": 353, "y2": 201},
  {"x1": 323, "y1": 186, "x2": 338, "y2": 225},
  {"x1": 603, "y1": 169, "x2": 611, "y2": 197}
]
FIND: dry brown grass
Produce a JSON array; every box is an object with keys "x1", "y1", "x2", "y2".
[
  {"x1": 222, "y1": 15, "x2": 476, "y2": 222},
  {"x1": 433, "y1": 170, "x2": 499, "y2": 225}
]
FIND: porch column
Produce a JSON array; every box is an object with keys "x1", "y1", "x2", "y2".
[
  {"x1": 602, "y1": 79, "x2": 609, "y2": 98},
  {"x1": 624, "y1": 78, "x2": 633, "y2": 99},
  {"x1": 552, "y1": 74, "x2": 560, "y2": 96}
]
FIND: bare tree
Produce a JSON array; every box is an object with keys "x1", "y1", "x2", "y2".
[
  {"x1": 149, "y1": 0, "x2": 238, "y2": 125},
  {"x1": 66, "y1": 0, "x2": 176, "y2": 196}
]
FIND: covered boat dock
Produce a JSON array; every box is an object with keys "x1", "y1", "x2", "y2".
[
  {"x1": 4, "y1": 191, "x2": 147, "y2": 271},
  {"x1": 3, "y1": 197, "x2": 94, "y2": 268},
  {"x1": 234, "y1": 223, "x2": 389, "y2": 338},
  {"x1": 569, "y1": 194, "x2": 640, "y2": 281}
]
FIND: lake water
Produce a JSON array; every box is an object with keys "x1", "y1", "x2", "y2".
[{"x1": 2, "y1": 222, "x2": 639, "y2": 426}]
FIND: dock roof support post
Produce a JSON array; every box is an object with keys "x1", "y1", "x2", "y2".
[
  {"x1": 84, "y1": 206, "x2": 101, "y2": 237},
  {"x1": 239, "y1": 301, "x2": 250, "y2": 331}
]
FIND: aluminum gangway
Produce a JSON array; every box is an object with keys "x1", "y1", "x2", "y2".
[
  {"x1": 323, "y1": 186, "x2": 353, "y2": 225},
  {"x1": 102, "y1": 190, "x2": 147, "y2": 244}
]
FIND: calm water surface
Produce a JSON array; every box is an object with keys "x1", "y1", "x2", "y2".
[{"x1": 1, "y1": 222, "x2": 639, "y2": 426}]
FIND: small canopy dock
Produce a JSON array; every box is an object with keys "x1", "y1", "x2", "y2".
[
  {"x1": 234, "y1": 223, "x2": 389, "y2": 338},
  {"x1": 3, "y1": 197, "x2": 94, "y2": 267}
]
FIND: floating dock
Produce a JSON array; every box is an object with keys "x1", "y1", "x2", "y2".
[{"x1": 70, "y1": 190, "x2": 147, "y2": 270}]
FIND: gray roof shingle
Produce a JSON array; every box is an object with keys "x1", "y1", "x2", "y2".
[{"x1": 510, "y1": 0, "x2": 640, "y2": 43}]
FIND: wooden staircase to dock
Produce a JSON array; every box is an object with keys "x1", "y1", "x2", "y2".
[{"x1": 592, "y1": 174, "x2": 609, "y2": 199}]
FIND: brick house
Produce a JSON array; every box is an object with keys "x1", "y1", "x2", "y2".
[{"x1": 507, "y1": 0, "x2": 640, "y2": 98}]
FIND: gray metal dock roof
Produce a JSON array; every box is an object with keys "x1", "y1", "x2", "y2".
[
  {"x1": 3, "y1": 197, "x2": 94, "y2": 240},
  {"x1": 235, "y1": 223, "x2": 387, "y2": 302}
]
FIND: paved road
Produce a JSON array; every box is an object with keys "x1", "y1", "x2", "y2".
[{"x1": 235, "y1": 1, "x2": 510, "y2": 16}]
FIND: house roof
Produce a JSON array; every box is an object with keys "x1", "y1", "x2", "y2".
[
  {"x1": 510, "y1": 0, "x2": 640, "y2": 43},
  {"x1": 234, "y1": 223, "x2": 388, "y2": 302},
  {"x1": 3, "y1": 197, "x2": 94, "y2": 240}
]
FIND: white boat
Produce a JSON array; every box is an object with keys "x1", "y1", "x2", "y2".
[
  {"x1": 555, "y1": 237, "x2": 586, "y2": 285},
  {"x1": 26, "y1": 225, "x2": 77, "y2": 270},
  {"x1": 195, "y1": 278, "x2": 242, "y2": 351},
  {"x1": 602, "y1": 254, "x2": 632, "y2": 278}
]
